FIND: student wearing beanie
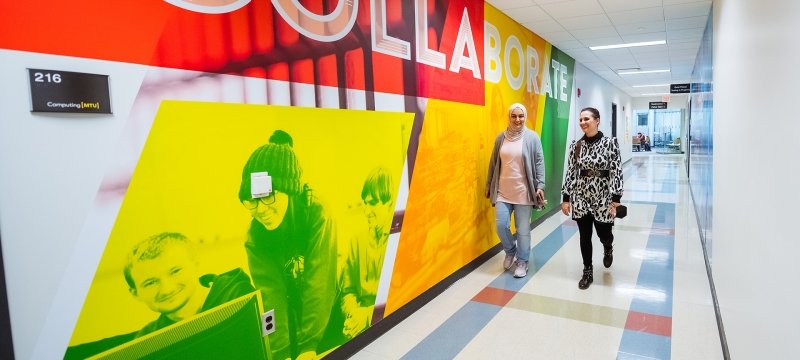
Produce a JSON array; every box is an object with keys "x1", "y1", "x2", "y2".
[{"x1": 239, "y1": 130, "x2": 337, "y2": 360}]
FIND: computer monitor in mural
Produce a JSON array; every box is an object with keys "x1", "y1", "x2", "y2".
[{"x1": 89, "y1": 292, "x2": 270, "y2": 360}]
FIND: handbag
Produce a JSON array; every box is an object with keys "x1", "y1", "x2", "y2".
[{"x1": 615, "y1": 205, "x2": 627, "y2": 219}]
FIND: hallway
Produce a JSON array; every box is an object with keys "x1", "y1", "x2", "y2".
[{"x1": 352, "y1": 154, "x2": 723, "y2": 359}]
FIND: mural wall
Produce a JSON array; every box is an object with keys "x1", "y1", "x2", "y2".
[
  {"x1": 0, "y1": 1, "x2": 574, "y2": 359},
  {"x1": 688, "y1": 13, "x2": 713, "y2": 258}
]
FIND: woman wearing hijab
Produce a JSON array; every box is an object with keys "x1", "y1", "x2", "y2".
[{"x1": 486, "y1": 103, "x2": 546, "y2": 278}]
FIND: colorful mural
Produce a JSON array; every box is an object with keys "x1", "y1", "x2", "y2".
[{"x1": 0, "y1": 1, "x2": 574, "y2": 359}]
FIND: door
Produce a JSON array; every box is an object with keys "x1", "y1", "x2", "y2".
[{"x1": 611, "y1": 103, "x2": 617, "y2": 137}]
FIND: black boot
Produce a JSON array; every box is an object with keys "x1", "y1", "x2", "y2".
[
  {"x1": 578, "y1": 265, "x2": 593, "y2": 290},
  {"x1": 603, "y1": 245, "x2": 613, "y2": 268}
]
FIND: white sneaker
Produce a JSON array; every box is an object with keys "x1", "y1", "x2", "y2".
[
  {"x1": 513, "y1": 261, "x2": 528, "y2": 278},
  {"x1": 503, "y1": 254, "x2": 515, "y2": 270}
]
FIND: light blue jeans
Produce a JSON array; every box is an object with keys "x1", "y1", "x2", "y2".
[{"x1": 495, "y1": 201, "x2": 533, "y2": 262}]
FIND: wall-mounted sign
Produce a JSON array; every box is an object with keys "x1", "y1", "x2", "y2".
[
  {"x1": 28, "y1": 68, "x2": 111, "y2": 114},
  {"x1": 649, "y1": 101, "x2": 668, "y2": 109},
  {"x1": 670, "y1": 83, "x2": 691, "y2": 93}
]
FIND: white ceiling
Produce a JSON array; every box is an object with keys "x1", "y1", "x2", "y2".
[{"x1": 486, "y1": 0, "x2": 711, "y2": 97}]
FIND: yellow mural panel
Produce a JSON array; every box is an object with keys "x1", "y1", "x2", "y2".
[{"x1": 67, "y1": 101, "x2": 412, "y2": 359}]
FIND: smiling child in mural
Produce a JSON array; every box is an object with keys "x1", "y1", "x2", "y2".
[{"x1": 64, "y1": 232, "x2": 256, "y2": 359}]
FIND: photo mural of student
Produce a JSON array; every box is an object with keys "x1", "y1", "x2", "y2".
[
  {"x1": 238, "y1": 130, "x2": 337, "y2": 360},
  {"x1": 64, "y1": 232, "x2": 256, "y2": 359},
  {"x1": 339, "y1": 167, "x2": 396, "y2": 339}
]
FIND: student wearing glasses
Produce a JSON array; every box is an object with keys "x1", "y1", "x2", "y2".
[{"x1": 238, "y1": 130, "x2": 337, "y2": 360}]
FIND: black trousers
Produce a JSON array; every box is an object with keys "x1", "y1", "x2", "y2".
[{"x1": 575, "y1": 214, "x2": 614, "y2": 267}]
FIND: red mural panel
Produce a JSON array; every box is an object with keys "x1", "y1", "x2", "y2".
[{"x1": 1, "y1": 0, "x2": 484, "y2": 105}]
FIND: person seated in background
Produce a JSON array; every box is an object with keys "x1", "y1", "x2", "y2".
[{"x1": 637, "y1": 132, "x2": 651, "y2": 151}]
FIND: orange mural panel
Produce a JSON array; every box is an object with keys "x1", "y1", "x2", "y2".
[{"x1": 384, "y1": 99, "x2": 495, "y2": 315}]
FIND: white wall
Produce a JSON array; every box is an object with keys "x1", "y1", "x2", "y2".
[
  {"x1": 0, "y1": 50, "x2": 147, "y2": 359},
  {"x1": 573, "y1": 63, "x2": 633, "y2": 162},
  {"x1": 713, "y1": 1, "x2": 800, "y2": 358}
]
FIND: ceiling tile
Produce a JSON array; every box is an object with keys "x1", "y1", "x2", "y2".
[
  {"x1": 487, "y1": 0, "x2": 538, "y2": 10},
  {"x1": 621, "y1": 32, "x2": 668, "y2": 43},
  {"x1": 598, "y1": 0, "x2": 662, "y2": 13},
  {"x1": 615, "y1": 21, "x2": 666, "y2": 35},
  {"x1": 534, "y1": 0, "x2": 576, "y2": 4},
  {"x1": 557, "y1": 14, "x2": 612, "y2": 30},
  {"x1": 552, "y1": 40, "x2": 585, "y2": 50},
  {"x1": 668, "y1": 41, "x2": 701, "y2": 51},
  {"x1": 564, "y1": 48, "x2": 595, "y2": 58},
  {"x1": 523, "y1": 19, "x2": 565, "y2": 34},
  {"x1": 668, "y1": 36, "x2": 703, "y2": 44},
  {"x1": 664, "y1": 1, "x2": 711, "y2": 19},
  {"x1": 636, "y1": 59, "x2": 671, "y2": 68},
  {"x1": 581, "y1": 61, "x2": 608, "y2": 69},
  {"x1": 570, "y1": 26, "x2": 620, "y2": 40},
  {"x1": 539, "y1": 31, "x2": 579, "y2": 42},
  {"x1": 666, "y1": 15, "x2": 709, "y2": 30},
  {"x1": 579, "y1": 35, "x2": 625, "y2": 47},
  {"x1": 607, "y1": 7, "x2": 664, "y2": 25},
  {"x1": 632, "y1": 55, "x2": 670, "y2": 64},
  {"x1": 667, "y1": 29, "x2": 703, "y2": 41},
  {"x1": 669, "y1": 49, "x2": 699, "y2": 57},
  {"x1": 507, "y1": 5, "x2": 553, "y2": 23},
  {"x1": 540, "y1": 0, "x2": 604, "y2": 19},
  {"x1": 629, "y1": 46, "x2": 669, "y2": 56},
  {"x1": 662, "y1": 0, "x2": 708, "y2": 5}
]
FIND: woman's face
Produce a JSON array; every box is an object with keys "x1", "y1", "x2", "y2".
[
  {"x1": 579, "y1": 110, "x2": 599, "y2": 135},
  {"x1": 508, "y1": 108, "x2": 526, "y2": 132},
  {"x1": 245, "y1": 190, "x2": 290, "y2": 231}
]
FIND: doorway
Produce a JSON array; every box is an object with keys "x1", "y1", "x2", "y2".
[{"x1": 611, "y1": 103, "x2": 617, "y2": 137}]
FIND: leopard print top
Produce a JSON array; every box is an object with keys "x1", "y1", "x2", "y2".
[{"x1": 561, "y1": 132, "x2": 623, "y2": 223}]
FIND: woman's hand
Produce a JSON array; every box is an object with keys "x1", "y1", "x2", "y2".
[
  {"x1": 610, "y1": 202, "x2": 620, "y2": 217},
  {"x1": 561, "y1": 202, "x2": 570, "y2": 215}
]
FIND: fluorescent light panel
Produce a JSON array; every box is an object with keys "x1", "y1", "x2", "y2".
[
  {"x1": 589, "y1": 40, "x2": 666, "y2": 50},
  {"x1": 618, "y1": 69, "x2": 670, "y2": 75},
  {"x1": 632, "y1": 84, "x2": 670, "y2": 88}
]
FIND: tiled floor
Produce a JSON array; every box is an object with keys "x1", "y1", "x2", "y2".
[{"x1": 351, "y1": 154, "x2": 723, "y2": 359}]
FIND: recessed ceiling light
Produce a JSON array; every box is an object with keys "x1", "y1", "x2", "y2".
[
  {"x1": 618, "y1": 69, "x2": 670, "y2": 75},
  {"x1": 589, "y1": 40, "x2": 666, "y2": 50},
  {"x1": 641, "y1": 92, "x2": 670, "y2": 96},
  {"x1": 632, "y1": 84, "x2": 670, "y2": 88}
]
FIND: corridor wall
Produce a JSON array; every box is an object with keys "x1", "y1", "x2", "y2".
[
  {"x1": 712, "y1": 0, "x2": 800, "y2": 358},
  {"x1": 0, "y1": 1, "x2": 575, "y2": 359}
]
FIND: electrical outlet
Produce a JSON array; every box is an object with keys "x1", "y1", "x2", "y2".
[{"x1": 261, "y1": 309, "x2": 276, "y2": 336}]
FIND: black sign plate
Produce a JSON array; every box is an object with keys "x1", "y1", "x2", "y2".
[
  {"x1": 649, "y1": 101, "x2": 668, "y2": 109},
  {"x1": 670, "y1": 83, "x2": 690, "y2": 93},
  {"x1": 28, "y1": 69, "x2": 112, "y2": 114}
]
